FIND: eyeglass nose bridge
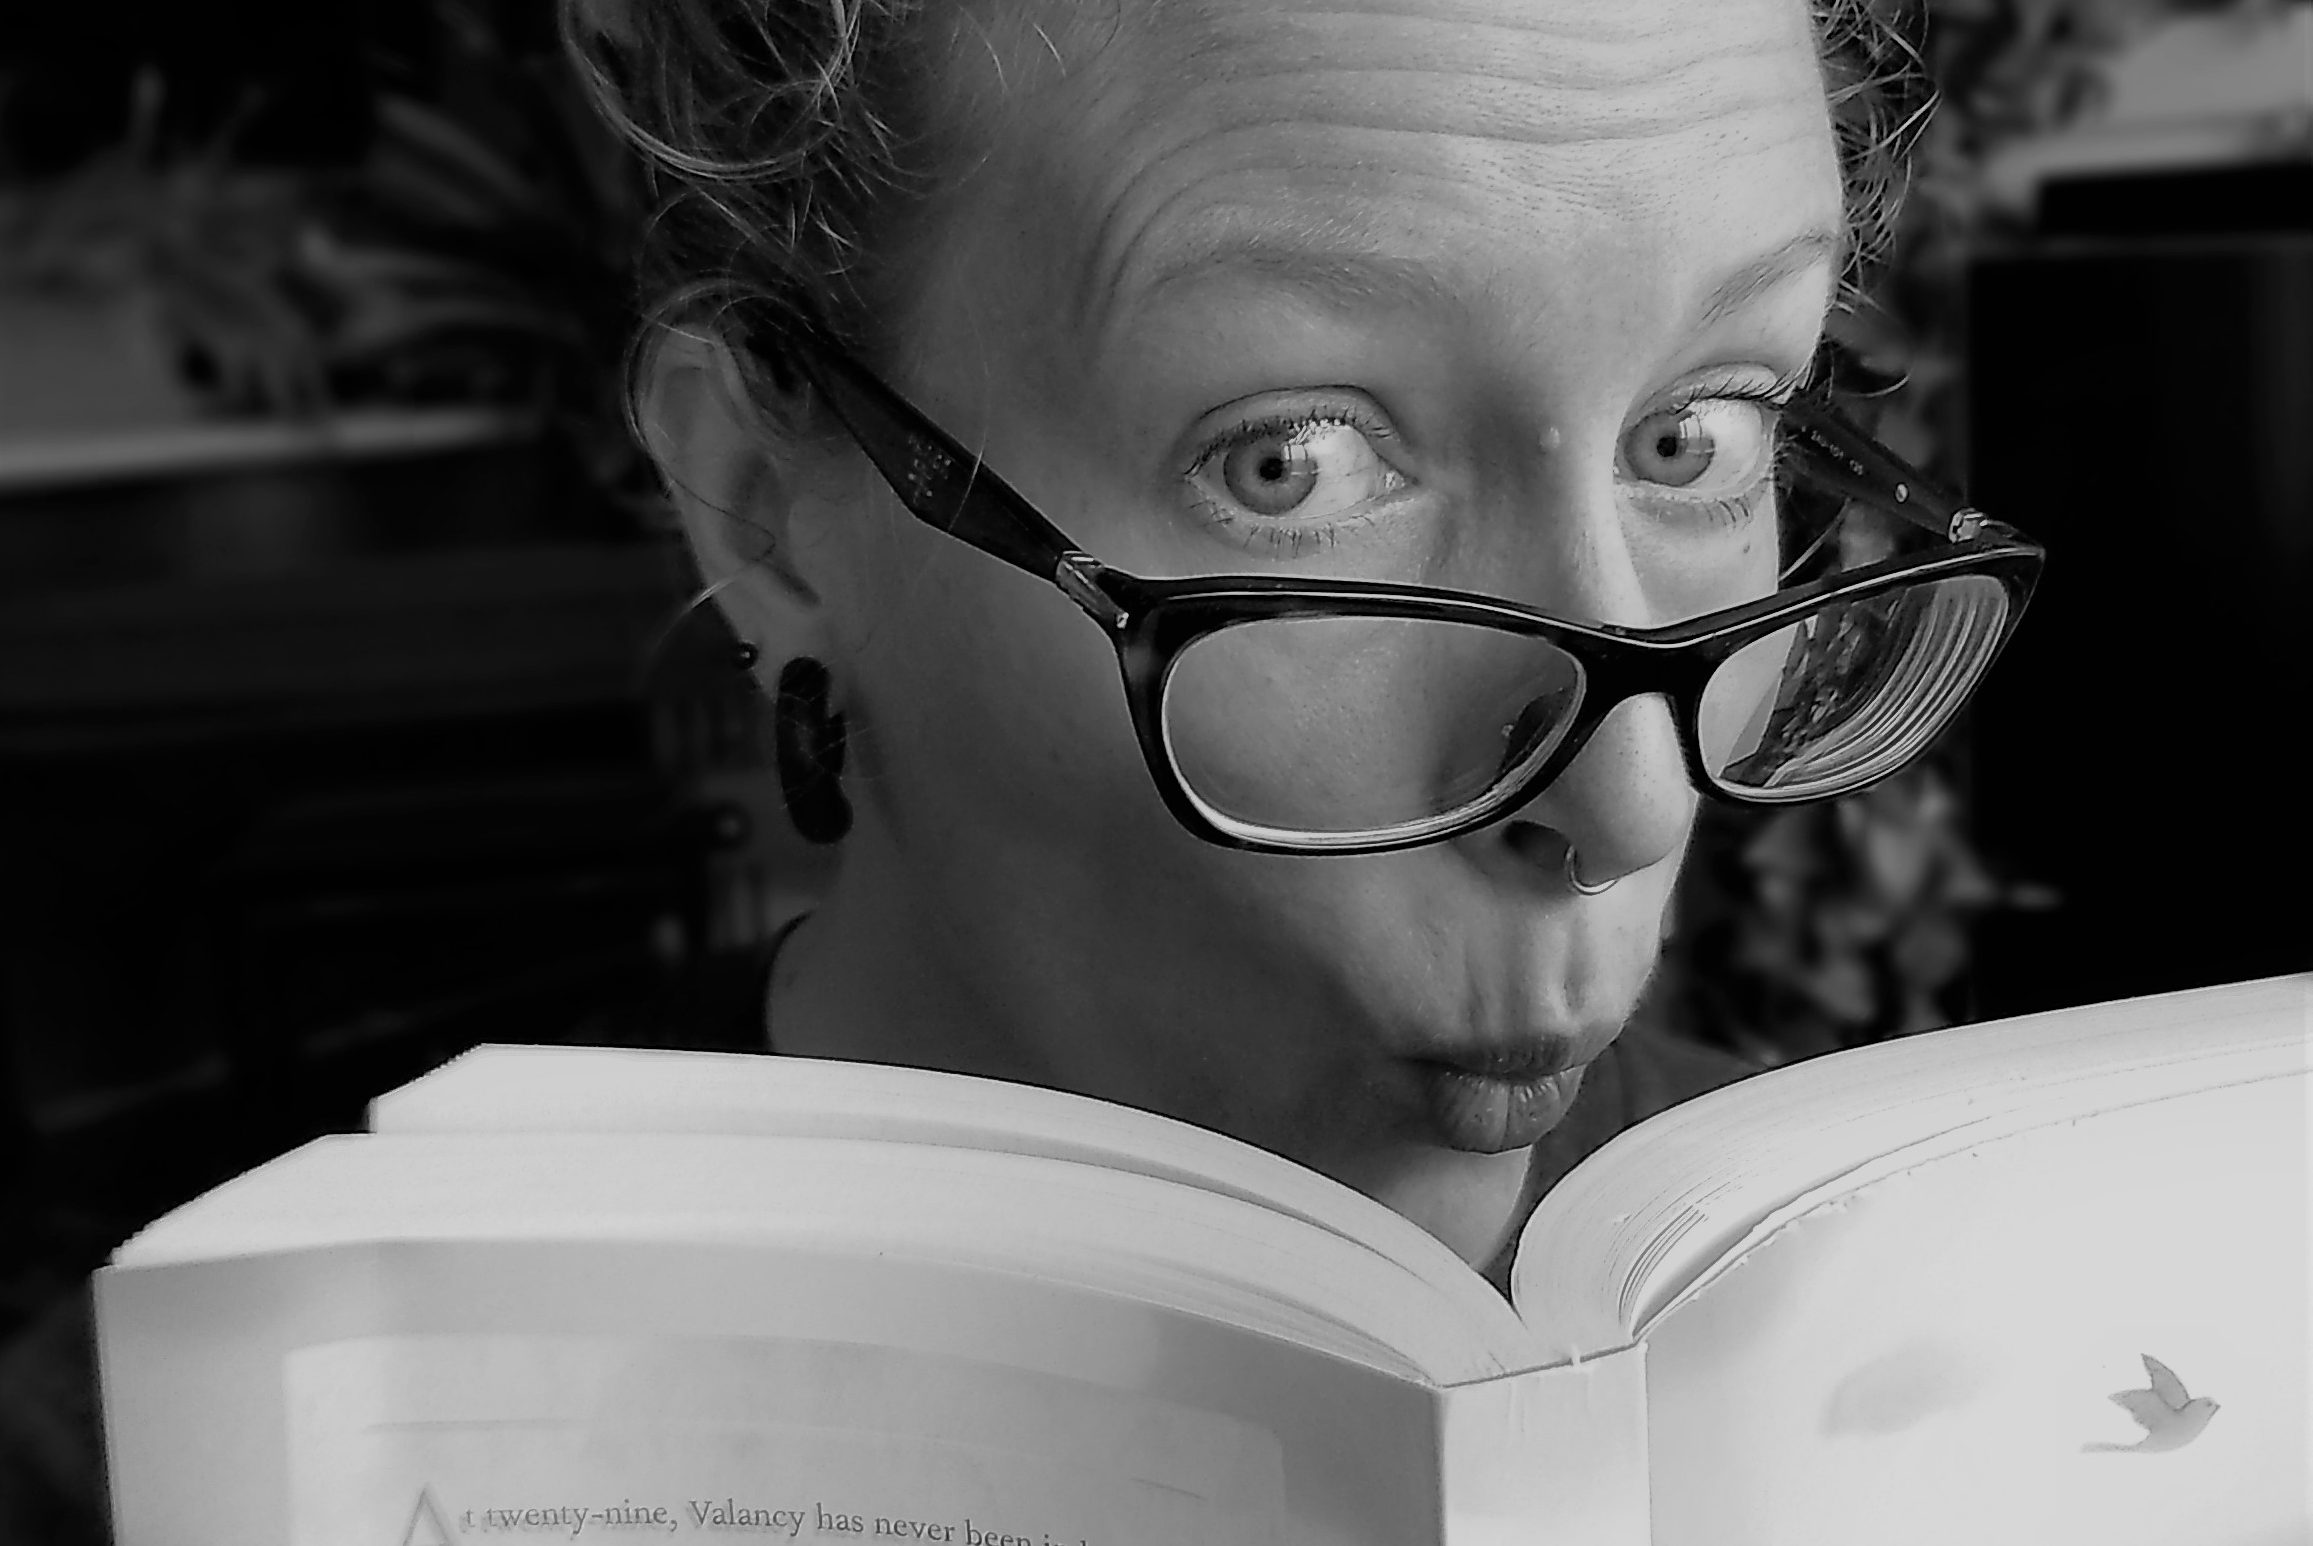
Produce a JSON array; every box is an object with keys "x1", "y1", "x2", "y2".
[{"x1": 1477, "y1": 632, "x2": 1736, "y2": 820}]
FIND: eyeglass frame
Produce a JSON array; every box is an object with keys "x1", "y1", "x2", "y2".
[{"x1": 744, "y1": 315, "x2": 2047, "y2": 856}]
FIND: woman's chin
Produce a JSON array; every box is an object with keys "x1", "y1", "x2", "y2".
[{"x1": 1340, "y1": 1140, "x2": 1540, "y2": 1270}]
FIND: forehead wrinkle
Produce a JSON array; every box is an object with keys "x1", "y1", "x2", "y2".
[
  {"x1": 975, "y1": 0, "x2": 1834, "y2": 381},
  {"x1": 1116, "y1": 53, "x2": 1813, "y2": 171},
  {"x1": 1080, "y1": 105, "x2": 1828, "y2": 360},
  {"x1": 1053, "y1": 28, "x2": 1827, "y2": 345},
  {"x1": 1191, "y1": 0, "x2": 1817, "y2": 85},
  {"x1": 1175, "y1": 0, "x2": 1822, "y2": 135},
  {"x1": 1023, "y1": 0, "x2": 1821, "y2": 307}
]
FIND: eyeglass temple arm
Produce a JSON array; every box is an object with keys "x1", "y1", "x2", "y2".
[
  {"x1": 781, "y1": 336, "x2": 1128, "y2": 627},
  {"x1": 1784, "y1": 399, "x2": 1988, "y2": 544}
]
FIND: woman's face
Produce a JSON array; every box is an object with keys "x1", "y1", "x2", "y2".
[{"x1": 792, "y1": 0, "x2": 1842, "y2": 1255}]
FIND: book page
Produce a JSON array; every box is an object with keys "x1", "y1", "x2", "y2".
[
  {"x1": 100, "y1": 1239, "x2": 1465, "y2": 1546},
  {"x1": 286, "y1": 1334, "x2": 1284, "y2": 1546},
  {"x1": 369, "y1": 1049, "x2": 1519, "y2": 1350},
  {"x1": 1639, "y1": 1067, "x2": 2310, "y2": 1546},
  {"x1": 112, "y1": 1132, "x2": 1514, "y2": 1384},
  {"x1": 1512, "y1": 973, "x2": 2312, "y2": 1351}
]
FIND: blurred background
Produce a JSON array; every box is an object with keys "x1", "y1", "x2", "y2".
[{"x1": 0, "y1": 0, "x2": 2307, "y2": 1534}]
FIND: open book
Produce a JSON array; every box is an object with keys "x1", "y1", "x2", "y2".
[{"x1": 96, "y1": 974, "x2": 2309, "y2": 1546}]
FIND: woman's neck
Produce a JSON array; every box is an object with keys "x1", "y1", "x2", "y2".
[{"x1": 766, "y1": 834, "x2": 1046, "y2": 1087}]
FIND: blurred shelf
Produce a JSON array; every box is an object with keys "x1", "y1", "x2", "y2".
[
  {"x1": 0, "y1": 405, "x2": 637, "y2": 601},
  {"x1": 0, "y1": 407, "x2": 542, "y2": 495}
]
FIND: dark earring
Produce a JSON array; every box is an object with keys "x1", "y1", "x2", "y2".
[
  {"x1": 731, "y1": 640, "x2": 760, "y2": 672},
  {"x1": 773, "y1": 657, "x2": 853, "y2": 845}
]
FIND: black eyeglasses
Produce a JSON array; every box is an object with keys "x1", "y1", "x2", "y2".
[{"x1": 750, "y1": 319, "x2": 2045, "y2": 857}]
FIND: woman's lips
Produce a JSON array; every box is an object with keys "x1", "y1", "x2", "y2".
[{"x1": 1415, "y1": 1060, "x2": 1588, "y2": 1153}]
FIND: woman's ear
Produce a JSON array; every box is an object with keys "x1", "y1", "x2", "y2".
[{"x1": 637, "y1": 324, "x2": 837, "y2": 653}]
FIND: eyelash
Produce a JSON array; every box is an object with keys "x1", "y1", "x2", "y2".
[{"x1": 1185, "y1": 402, "x2": 1399, "y2": 478}]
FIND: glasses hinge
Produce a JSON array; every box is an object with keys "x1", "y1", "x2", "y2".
[
  {"x1": 1053, "y1": 552, "x2": 1127, "y2": 630},
  {"x1": 1948, "y1": 507, "x2": 1987, "y2": 543}
]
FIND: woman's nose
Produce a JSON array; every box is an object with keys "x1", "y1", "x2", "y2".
[
  {"x1": 1453, "y1": 469, "x2": 1700, "y2": 892},
  {"x1": 1493, "y1": 690, "x2": 1698, "y2": 891}
]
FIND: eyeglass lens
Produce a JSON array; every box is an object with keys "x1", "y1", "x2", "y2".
[
  {"x1": 1160, "y1": 615, "x2": 1588, "y2": 841},
  {"x1": 1702, "y1": 572, "x2": 2012, "y2": 800},
  {"x1": 1156, "y1": 572, "x2": 2011, "y2": 842}
]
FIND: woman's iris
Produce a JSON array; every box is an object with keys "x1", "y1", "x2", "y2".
[
  {"x1": 1220, "y1": 430, "x2": 1322, "y2": 516},
  {"x1": 1621, "y1": 398, "x2": 1775, "y2": 505},
  {"x1": 1629, "y1": 408, "x2": 1718, "y2": 487}
]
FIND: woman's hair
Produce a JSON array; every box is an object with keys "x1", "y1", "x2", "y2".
[{"x1": 570, "y1": 0, "x2": 1930, "y2": 406}]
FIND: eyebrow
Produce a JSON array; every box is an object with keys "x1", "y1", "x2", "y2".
[
  {"x1": 1110, "y1": 221, "x2": 1849, "y2": 344},
  {"x1": 1691, "y1": 225, "x2": 1848, "y2": 329},
  {"x1": 1114, "y1": 233, "x2": 1470, "y2": 338}
]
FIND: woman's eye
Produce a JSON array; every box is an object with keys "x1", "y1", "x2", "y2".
[
  {"x1": 1622, "y1": 398, "x2": 1777, "y2": 503},
  {"x1": 1189, "y1": 417, "x2": 1406, "y2": 525}
]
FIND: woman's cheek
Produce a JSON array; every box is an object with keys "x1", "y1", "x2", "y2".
[{"x1": 874, "y1": 543, "x2": 1141, "y2": 830}]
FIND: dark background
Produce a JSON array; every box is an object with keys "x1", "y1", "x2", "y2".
[
  {"x1": 0, "y1": 4, "x2": 825, "y2": 1534},
  {"x1": 1969, "y1": 174, "x2": 2312, "y2": 1016},
  {"x1": 3, "y1": 0, "x2": 531, "y2": 176}
]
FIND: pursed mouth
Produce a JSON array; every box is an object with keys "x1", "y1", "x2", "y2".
[
  {"x1": 1418, "y1": 1042, "x2": 1577, "y2": 1082},
  {"x1": 1409, "y1": 1058, "x2": 1591, "y2": 1154}
]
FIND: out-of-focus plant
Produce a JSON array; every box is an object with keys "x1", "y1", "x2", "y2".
[
  {"x1": 1660, "y1": 768, "x2": 2057, "y2": 1065},
  {"x1": 0, "y1": 0, "x2": 657, "y2": 519},
  {"x1": 0, "y1": 72, "x2": 325, "y2": 414},
  {"x1": 1658, "y1": 0, "x2": 2271, "y2": 1061}
]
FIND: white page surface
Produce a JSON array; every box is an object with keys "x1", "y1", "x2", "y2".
[{"x1": 1641, "y1": 1068, "x2": 2311, "y2": 1546}]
